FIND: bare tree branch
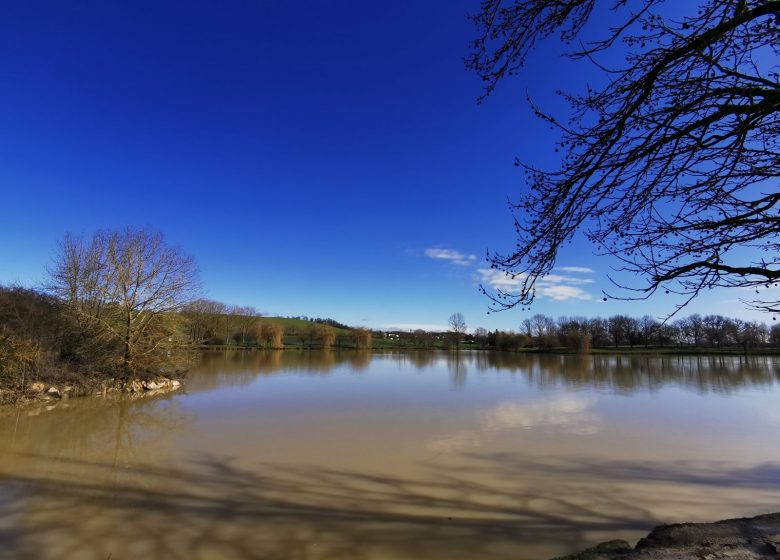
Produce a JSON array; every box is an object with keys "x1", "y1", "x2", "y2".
[{"x1": 468, "y1": 0, "x2": 780, "y2": 315}]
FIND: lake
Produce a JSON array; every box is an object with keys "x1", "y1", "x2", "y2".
[{"x1": 1, "y1": 350, "x2": 779, "y2": 559}]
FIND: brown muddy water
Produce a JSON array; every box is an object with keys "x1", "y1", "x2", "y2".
[{"x1": 1, "y1": 350, "x2": 779, "y2": 560}]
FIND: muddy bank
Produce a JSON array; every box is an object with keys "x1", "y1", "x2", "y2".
[{"x1": 554, "y1": 513, "x2": 780, "y2": 560}]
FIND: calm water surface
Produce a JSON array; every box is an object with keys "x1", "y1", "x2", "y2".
[{"x1": 1, "y1": 350, "x2": 779, "y2": 559}]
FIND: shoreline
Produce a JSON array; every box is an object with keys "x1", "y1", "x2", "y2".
[
  {"x1": 3, "y1": 346, "x2": 777, "y2": 405},
  {"x1": 0, "y1": 375, "x2": 183, "y2": 406},
  {"x1": 200, "y1": 345, "x2": 780, "y2": 357}
]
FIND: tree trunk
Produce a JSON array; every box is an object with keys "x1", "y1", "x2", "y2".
[{"x1": 123, "y1": 311, "x2": 132, "y2": 372}]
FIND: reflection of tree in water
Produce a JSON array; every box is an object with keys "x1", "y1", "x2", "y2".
[
  {"x1": 0, "y1": 394, "x2": 188, "y2": 466},
  {"x1": 189, "y1": 350, "x2": 779, "y2": 394},
  {"x1": 0, "y1": 393, "x2": 191, "y2": 513},
  {"x1": 381, "y1": 350, "x2": 439, "y2": 371},
  {"x1": 471, "y1": 353, "x2": 779, "y2": 394},
  {"x1": 2, "y1": 450, "x2": 779, "y2": 560},
  {"x1": 348, "y1": 350, "x2": 372, "y2": 372},
  {"x1": 446, "y1": 353, "x2": 467, "y2": 390},
  {"x1": 402, "y1": 350, "x2": 438, "y2": 370}
]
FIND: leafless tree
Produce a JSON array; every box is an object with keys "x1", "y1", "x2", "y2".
[
  {"x1": 412, "y1": 329, "x2": 433, "y2": 348},
  {"x1": 529, "y1": 313, "x2": 555, "y2": 339},
  {"x1": 473, "y1": 326, "x2": 489, "y2": 349},
  {"x1": 220, "y1": 305, "x2": 243, "y2": 347},
  {"x1": 520, "y1": 318, "x2": 533, "y2": 338},
  {"x1": 48, "y1": 228, "x2": 200, "y2": 374},
  {"x1": 770, "y1": 323, "x2": 780, "y2": 345},
  {"x1": 313, "y1": 324, "x2": 336, "y2": 349},
  {"x1": 468, "y1": 0, "x2": 780, "y2": 315},
  {"x1": 352, "y1": 328, "x2": 372, "y2": 350},
  {"x1": 234, "y1": 306, "x2": 259, "y2": 345},
  {"x1": 182, "y1": 298, "x2": 226, "y2": 344},
  {"x1": 255, "y1": 322, "x2": 284, "y2": 349},
  {"x1": 448, "y1": 312, "x2": 467, "y2": 350}
]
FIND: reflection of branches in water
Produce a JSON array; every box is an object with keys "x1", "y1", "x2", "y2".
[
  {"x1": 471, "y1": 353, "x2": 780, "y2": 394},
  {"x1": 2, "y1": 451, "x2": 779, "y2": 560},
  {"x1": 188, "y1": 350, "x2": 368, "y2": 392},
  {"x1": 446, "y1": 354, "x2": 467, "y2": 390},
  {"x1": 0, "y1": 395, "x2": 190, "y2": 473},
  {"x1": 388, "y1": 350, "x2": 438, "y2": 370},
  {"x1": 192, "y1": 350, "x2": 780, "y2": 395}
]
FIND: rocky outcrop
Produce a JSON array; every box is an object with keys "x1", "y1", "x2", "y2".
[
  {"x1": 12, "y1": 376, "x2": 183, "y2": 405},
  {"x1": 553, "y1": 513, "x2": 780, "y2": 560},
  {"x1": 118, "y1": 377, "x2": 181, "y2": 394}
]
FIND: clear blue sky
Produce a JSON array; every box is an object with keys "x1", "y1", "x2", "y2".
[{"x1": 0, "y1": 1, "x2": 769, "y2": 331}]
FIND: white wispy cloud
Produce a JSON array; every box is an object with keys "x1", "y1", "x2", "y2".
[
  {"x1": 538, "y1": 284, "x2": 593, "y2": 301},
  {"x1": 424, "y1": 247, "x2": 477, "y2": 266},
  {"x1": 556, "y1": 266, "x2": 595, "y2": 274},
  {"x1": 477, "y1": 268, "x2": 593, "y2": 302}
]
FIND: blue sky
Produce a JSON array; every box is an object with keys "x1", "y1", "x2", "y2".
[{"x1": 0, "y1": 1, "x2": 771, "y2": 331}]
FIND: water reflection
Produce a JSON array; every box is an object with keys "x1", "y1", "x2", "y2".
[
  {"x1": 0, "y1": 394, "x2": 188, "y2": 467},
  {"x1": 190, "y1": 350, "x2": 780, "y2": 393},
  {"x1": 1, "y1": 449, "x2": 779, "y2": 560},
  {"x1": 446, "y1": 353, "x2": 467, "y2": 390},
  {"x1": 427, "y1": 395, "x2": 602, "y2": 454},
  {"x1": 0, "y1": 351, "x2": 779, "y2": 560}
]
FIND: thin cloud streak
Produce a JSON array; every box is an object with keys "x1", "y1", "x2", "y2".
[
  {"x1": 424, "y1": 247, "x2": 477, "y2": 266},
  {"x1": 556, "y1": 266, "x2": 595, "y2": 274}
]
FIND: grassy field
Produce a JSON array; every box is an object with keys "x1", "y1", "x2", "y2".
[{"x1": 252, "y1": 317, "x2": 350, "y2": 335}]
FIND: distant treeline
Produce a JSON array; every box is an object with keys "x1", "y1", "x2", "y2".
[
  {"x1": 466, "y1": 314, "x2": 780, "y2": 353},
  {"x1": 372, "y1": 314, "x2": 780, "y2": 353}
]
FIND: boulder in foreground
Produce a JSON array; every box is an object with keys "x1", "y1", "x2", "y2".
[{"x1": 553, "y1": 513, "x2": 780, "y2": 560}]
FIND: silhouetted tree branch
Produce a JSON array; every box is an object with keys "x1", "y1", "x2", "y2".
[{"x1": 468, "y1": 0, "x2": 780, "y2": 314}]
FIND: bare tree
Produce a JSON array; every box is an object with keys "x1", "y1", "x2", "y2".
[
  {"x1": 770, "y1": 323, "x2": 780, "y2": 345},
  {"x1": 255, "y1": 322, "x2": 284, "y2": 349},
  {"x1": 638, "y1": 315, "x2": 659, "y2": 348},
  {"x1": 234, "y1": 306, "x2": 259, "y2": 345},
  {"x1": 412, "y1": 329, "x2": 433, "y2": 348},
  {"x1": 313, "y1": 324, "x2": 336, "y2": 349},
  {"x1": 529, "y1": 313, "x2": 554, "y2": 339},
  {"x1": 182, "y1": 298, "x2": 226, "y2": 344},
  {"x1": 473, "y1": 326, "x2": 489, "y2": 349},
  {"x1": 48, "y1": 228, "x2": 200, "y2": 373},
  {"x1": 468, "y1": 0, "x2": 780, "y2": 315},
  {"x1": 448, "y1": 312, "x2": 467, "y2": 350},
  {"x1": 352, "y1": 328, "x2": 372, "y2": 349}
]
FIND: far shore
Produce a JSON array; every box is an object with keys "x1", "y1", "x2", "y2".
[
  {"x1": 200, "y1": 344, "x2": 780, "y2": 357},
  {"x1": 3, "y1": 345, "x2": 777, "y2": 406}
]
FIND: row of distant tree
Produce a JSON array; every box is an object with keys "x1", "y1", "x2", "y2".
[
  {"x1": 466, "y1": 314, "x2": 780, "y2": 352},
  {"x1": 377, "y1": 312, "x2": 779, "y2": 353}
]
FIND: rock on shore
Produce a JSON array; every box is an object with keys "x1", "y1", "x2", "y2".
[{"x1": 554, "y1": 513, "x2": 780, "y2": 560}]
